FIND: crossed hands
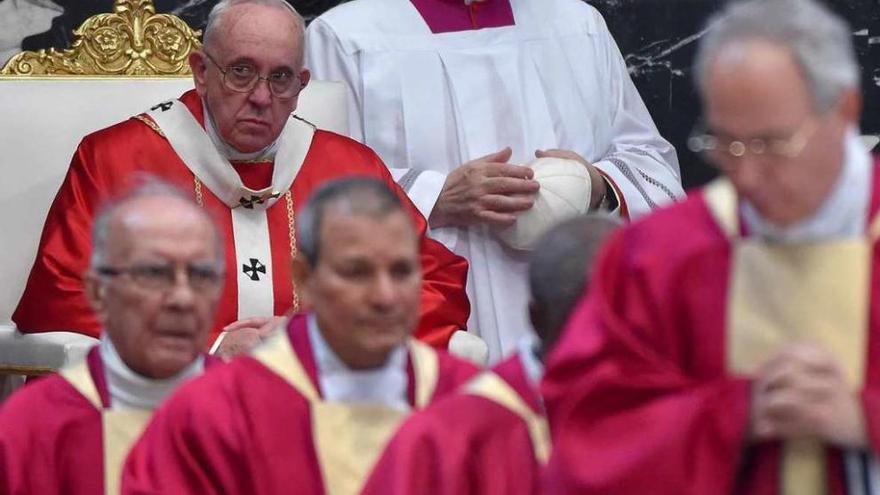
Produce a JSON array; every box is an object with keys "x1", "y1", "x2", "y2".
[
  {"x1": 749, "y1": 343, "x2": 867, "y2": 449},
  {"x1": 429, "y1": 147, "x2": 606, "y2": 228}
]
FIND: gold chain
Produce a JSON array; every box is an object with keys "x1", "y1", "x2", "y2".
[
  {"x1": 193, "y1": 176, "x2": 203, "y2": 207},
  {"x1": 285, "y1": 190, "x2": 299, "y2": 313}
]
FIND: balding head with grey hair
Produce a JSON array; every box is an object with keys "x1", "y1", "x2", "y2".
[
  {"x1": 90, "y1": 177, "x2": 224, "y2": 272},
  {"x1": 297, "y1": 177, "x2": 412, "y2": 266},
  {"x1": 203, "y1": 0, "x2": 306, "y2": 66},
  {"x1": 694, "y1": 0, "x2": 859, "y2": 113},
  {"x1": 528, "y1": 214, "x2": 620, "y2": 357}
]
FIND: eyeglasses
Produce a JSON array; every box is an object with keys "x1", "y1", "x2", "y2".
[
  {"x1": 203, "y1": 51, "x2": 305, "y2": 99},
  {"x1": 688, "y1": 118, "x2": 820, "y2": 163},
  {"x1": 97, "y1": 262, "x2": 224, "y2": 292}
]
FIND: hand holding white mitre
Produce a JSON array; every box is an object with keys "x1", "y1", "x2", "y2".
[
  {"x1": 429, "y1": 147, "x2": 540, "y2": 228},
  {"x1": 749, "y1": 343, "x2": 868, "y2": 449},
  {"x1": 212, "y1": 316, "x2": 288, "y2": 359},
  {"x1": 534, "y1": 149, "x2": 608, "y2": 210}
]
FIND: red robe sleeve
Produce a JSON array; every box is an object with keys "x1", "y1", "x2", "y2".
[
  {"x1": 541, "y1": 229, "x2": 751, "y2": 495},
  {"x1": 13, "y1": 138, "x2": 111, "y2": 337}
]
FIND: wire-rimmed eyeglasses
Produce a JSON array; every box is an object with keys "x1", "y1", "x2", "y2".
[
  {"x1": 687, "y1": 118, "x2": 819, "y2": 164},
  {"x1": 97, "y1": 262, "x2": 224, "y2": 292},
  {"x1": 203, "y1": 51, "x2": 306, "y2": 99}
]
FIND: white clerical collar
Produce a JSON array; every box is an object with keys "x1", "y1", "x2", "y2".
[
  {"x1": 741, "y1": 128, "x2": 871, "y2": 243},
  {"x1": 99, "y1": 336, "x2": 204, "y2": 411},
  {"x1": 516, "y1": 333, "x2": 544, "y2": 388},
  {"x1": 202, "y1": 100, "x2": 279, "y2": 162},
  {"x1": 306, "y1": 314, "x2": 410, "y2": 411}
]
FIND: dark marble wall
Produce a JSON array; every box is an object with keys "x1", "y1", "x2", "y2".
[{"x1": 7, "y1": 0, "x2": 880, "y2": 188}]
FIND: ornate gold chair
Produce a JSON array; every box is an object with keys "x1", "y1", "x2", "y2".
[{"x1": 0, "y1": 0, "x2": 349, "y2": 392}]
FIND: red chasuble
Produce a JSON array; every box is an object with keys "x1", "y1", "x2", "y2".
[
  {"x1": 361, "y1": 352, "x2": 547, "y2": 495},
  {"x1": 0, "y1": 348, "x2": 219, "y2": 495},
  {"x1": 121, "y1": 314, "x2": 479, "y2": 495},
  {"x1": 541, "y1": 170, "x2": 880, "y2": 494},
  {"x1": 13, "y1": 89, "x2": 469, "y2": 347}
]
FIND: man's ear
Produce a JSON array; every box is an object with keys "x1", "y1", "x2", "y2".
[
  {"x1": 84, "y1": 271, "x2": 107, "y2": 315},
  {"x1": 189, "y1": 51, "x2": 209, "y2": 97},
  {"x1": 299, "y1": 68, "x2": 311, "y2": 89},
  {"x1": 291, "y1": 256, "x2": 313, "y2": 307},
  {"x1": 836, "y1": 87, "x2": 862, "y2": 126}
]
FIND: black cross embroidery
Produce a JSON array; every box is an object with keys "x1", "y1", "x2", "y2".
[
  {"x1": 238, "y1": 192, "x2": 280, "y2": 209},
  {"x1": 150, "y1": 101, "x2": 173, "y2": 112},
  {"x1": 242, "y1": 258, "x2": 266, "y2": 281}
]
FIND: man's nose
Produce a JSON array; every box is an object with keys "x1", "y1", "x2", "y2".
[
  {"x1": 725, "y1": 154, "x2": 764, "y2": 194},
  {"x1": 248, "y1": 79, "x2": 273, "y2": 107},
  {"x1": 369, "y1": 273, "x2": 397, "y2": 308},
  {"x1": 165, "y1": 271, "x2": 197, "y2": 309}
]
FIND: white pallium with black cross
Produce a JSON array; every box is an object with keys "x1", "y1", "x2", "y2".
[
  {"x1": 145, "y1": 98, "x2": 314, "y2": 321},
  {"x1": 232, "y1": 200, "x2": 275, "y2": 318}
]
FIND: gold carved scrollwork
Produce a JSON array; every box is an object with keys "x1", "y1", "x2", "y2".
[{"x1": 0, "y1": 0, "x2": 201, "y2": 76}]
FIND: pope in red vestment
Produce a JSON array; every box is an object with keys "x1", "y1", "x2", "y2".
[
  {"x1": 13, "y1": 88, "x2": 468, "y2": 348},
  {"x1": 120, "y1": 314, "x2": 478, "y2": 495}
]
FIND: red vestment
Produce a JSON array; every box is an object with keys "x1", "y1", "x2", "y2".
[
  {"x1": 13, "y1": 90, "x2": 469, "y2": 347},
  {"x1": 121, "y1": 313, "x2": 479, "y2": 495},
  {"x1": 541, "y1": 172, "x2": 880, "y2": 494},
  {"x1": 361, "y1": 352, "x2": 545, "y2": 495},
  {"x1": 0, "y1": 348, "x2": 219, "y2": 495}
]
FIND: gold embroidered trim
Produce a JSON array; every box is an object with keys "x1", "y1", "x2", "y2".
[
  {"x1": 134, "y1": 114, "x2": 165, "y2": 137},
  {"x1": 194, "y1": 176, "x2": 203, "y2": 207},
  {"x1": 285, "y1": 190, "x2": 300, "y2": 313}
]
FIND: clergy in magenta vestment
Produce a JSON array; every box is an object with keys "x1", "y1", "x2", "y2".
[
  {"x1": 0, "y1": 342, "x2": 220, "y2": 495},
  {"x1": 305, "y1": 0, "x2": 684, "y2": 362},
  {"x1": 361, "y1": 340, "x2": 549, "y2": 495},
  {"x1": 12, "y1": 89, "x2": 470, "y2": 347},
  {"x1": 541, "y1": 132, "x2": 880, "y2": 494},
  {"x1": 121, "y1": 313, "x2": 479, "y2": 495}
]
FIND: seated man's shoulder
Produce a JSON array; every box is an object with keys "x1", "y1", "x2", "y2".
[{"x1": 310, "y1": 129, "x2": 386, "y2": 165}]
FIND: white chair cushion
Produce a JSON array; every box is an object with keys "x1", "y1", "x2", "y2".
[{"x1": 0, "y1": 324, "x2": 97, "y2": 373}]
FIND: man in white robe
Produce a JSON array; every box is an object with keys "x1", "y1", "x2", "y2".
[{"x1": 305, "y1": 0, "x2": 684, "y2": 361}]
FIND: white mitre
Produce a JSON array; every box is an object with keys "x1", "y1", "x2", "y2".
[{"x1": 496, "y1": 157, "x2": 591, "y2": 251}]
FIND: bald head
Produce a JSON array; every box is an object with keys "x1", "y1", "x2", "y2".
[
  {"x1": 203, "y1": 0, "x2": 306, "y2": 67},
  {"x1": 528, "y1": 214, "x2": 621, "y2": 357}
]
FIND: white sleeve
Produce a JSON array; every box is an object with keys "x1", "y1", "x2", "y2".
[
  {"x1": 590, "y1": 13, "x2": 686, "y2": 220},
  {"x1": 306, "y1": 19, "x2": 458, "y2": 247},
  {"x1": 305, "y1": 18, "x2": 366, "y2": 143}
]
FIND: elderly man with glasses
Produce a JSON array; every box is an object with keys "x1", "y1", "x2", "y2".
[
  {"x1": 13, "y1": 0, "x2": 470, "y2": 358},
  {"x1": 0, "y1": 180, "x2": 224, "y2": 495},
  {"x1": 541, "y1": 0, "x2": 880, "y2": 494}
]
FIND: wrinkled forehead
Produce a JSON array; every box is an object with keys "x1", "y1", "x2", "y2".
[
  {"x1": 210, "y1": 4, "x2": 304, "y2": 66},
  {"x1": 106, "y1": 200, "x2": 219, "y2": 262},
  {"x1": 318, "y1": 209, "x2": 418, "y2": 256}
]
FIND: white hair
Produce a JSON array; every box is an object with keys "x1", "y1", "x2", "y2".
[
  {"x1": 694, "y1": 0, "x2": 859, "y2": 112},
  {"x1": 203, "y1": 0, "x2": 306, "y2": 62}
]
